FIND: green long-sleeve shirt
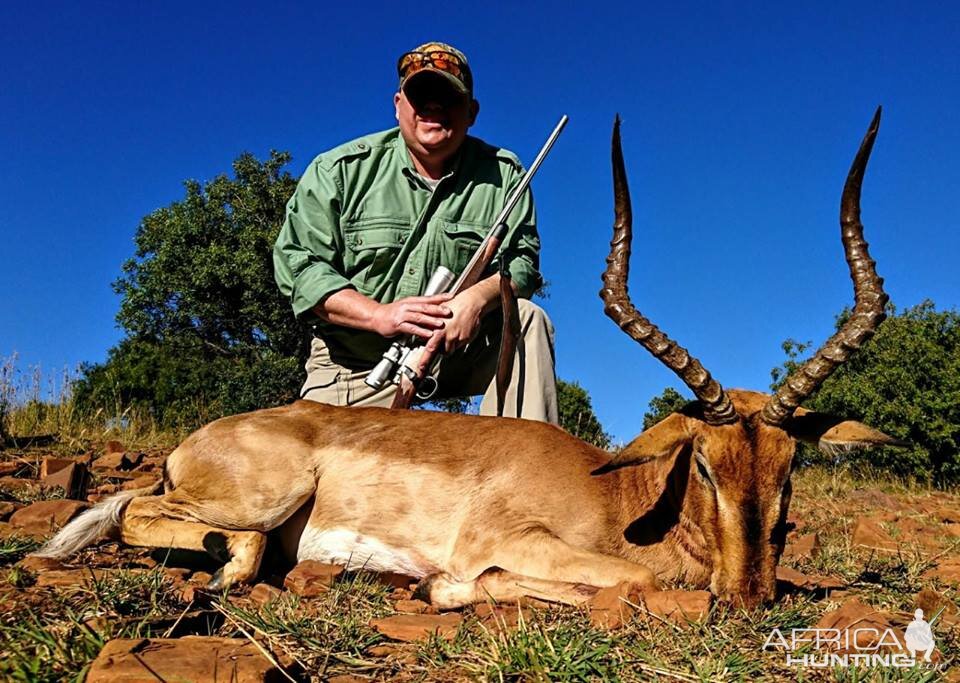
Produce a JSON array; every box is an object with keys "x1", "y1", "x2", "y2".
[{"x1": 273, "y1": 127, "x2": 542, "y2": 367}]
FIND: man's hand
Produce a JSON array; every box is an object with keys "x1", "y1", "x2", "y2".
[
  {"x1": 442, "y1": 288, "x2": 486, "y2": 353},
  {"x1": 370, "y1": 294, "x2": 453, "y2": 339}
]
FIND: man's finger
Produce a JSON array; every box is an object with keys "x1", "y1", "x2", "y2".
[
  {"x1": 408, "y1": 304, "x2": 452, "y2": 318},
  {"x1": 409, "y1": 293, "x2": 453, "y2": 304},
  {"x1": 401, "y1": 322, "x2": 437, "y2": 339},
  {"x1": 424, "y1": 329, "x2": 444, "y2": 355}
]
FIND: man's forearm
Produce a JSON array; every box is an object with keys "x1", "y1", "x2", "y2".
[
  {"x1": 468, "y1": 272, "x2": 520, "y2": 315},
  {"x1": 314, "y1": 288, "x2": 452, "y2": 340},
  {"x1": 311, "y1": 289, "x2": 380, "y2": 332}
]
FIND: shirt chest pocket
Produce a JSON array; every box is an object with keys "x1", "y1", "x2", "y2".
[
  {"x1": 436, "y1": 220, "x2": 488, "y2": 274},
  {"x1": 342, "y1": 219, "x2": 411, "y2": 292}
]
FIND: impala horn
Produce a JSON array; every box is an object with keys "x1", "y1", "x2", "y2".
[
  {"x1": 600, "y1": 115, "x2": 738, "y2": 426},
  {"x1": 761, "y1": 107, "x2": 887, "y2": 426}
]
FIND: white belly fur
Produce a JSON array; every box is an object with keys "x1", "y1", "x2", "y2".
[{"x1": 297, "y1": 525, "x2": 437, "y2": 578}]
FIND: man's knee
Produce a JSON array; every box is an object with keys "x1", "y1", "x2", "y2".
[{"x1": 517, "y1": 299, "x2": 555, "y2": 340}]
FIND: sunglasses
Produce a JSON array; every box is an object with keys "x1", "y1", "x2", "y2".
[{"x1": 397, "y1": 50, "x2": 470, "y2": 88}]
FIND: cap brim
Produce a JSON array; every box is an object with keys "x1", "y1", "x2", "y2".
[{"x1": 401, "y1": 68, "x2": 469, "y2": 96}]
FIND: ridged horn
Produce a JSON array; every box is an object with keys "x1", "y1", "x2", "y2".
[
  {"x1": 600, "y1": 115, "x2": 738, "y2": 426},
  {"x1": 762, "y1": 107, "x2": 888, "y2": 426}
]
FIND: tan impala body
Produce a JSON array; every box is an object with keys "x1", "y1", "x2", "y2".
[{"x1": 37, "y1": 110, "x2": 904, "y2": 608}]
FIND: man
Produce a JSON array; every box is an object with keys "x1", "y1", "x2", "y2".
[{"x1": 273, "y1": 42, "x2": 558, "y2": 423}]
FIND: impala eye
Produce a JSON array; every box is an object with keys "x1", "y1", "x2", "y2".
[{"x1": 695, "y1": 458, "x2": 714, "y2": 487}]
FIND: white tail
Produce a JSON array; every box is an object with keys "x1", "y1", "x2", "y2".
[{"x1": 32, "y1": 482, "x2": 162, "y2": 560}]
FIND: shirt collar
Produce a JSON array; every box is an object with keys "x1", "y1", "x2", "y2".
[{"x1": 397, "y1": 131, "x2": 466, "y2": 190}]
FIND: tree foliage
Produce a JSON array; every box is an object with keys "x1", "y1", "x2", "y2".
[
  {"x1": 557, "y1": 379, "x2": 611, "y2": 448},
  {"x1": 642, "y1": 387, "x2": 690, "y2": 431},
  {"x1": 771, "y1": 301, "x2": 960, "y2": 484},
  {"x1": 74, "y1": 151, "x2": 303, "y2": 427}
]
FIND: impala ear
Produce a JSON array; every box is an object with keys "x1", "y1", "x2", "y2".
[
  {"x1": 592, "y1": 413, "x2": 692, "y2": 475},
  {"x1": 785, "y1": 409, "x2": 910, "y2": 453}
]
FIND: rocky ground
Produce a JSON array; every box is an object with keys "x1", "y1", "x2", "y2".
[{"x1": 0, "y1": 442, "x2": 957, "y2": 681}]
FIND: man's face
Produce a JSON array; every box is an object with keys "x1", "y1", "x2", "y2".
[{"x1": 394, "y1": 72, "x2": 478, "y2": 170}]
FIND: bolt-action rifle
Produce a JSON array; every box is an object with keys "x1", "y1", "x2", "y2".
[{"x1": 364, "y1": 115, "x2": 569, "y2": 408}]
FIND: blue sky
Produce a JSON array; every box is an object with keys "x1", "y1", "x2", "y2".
[{"x1": 2, "y1": 2, "x2": 958, "y2": 442}]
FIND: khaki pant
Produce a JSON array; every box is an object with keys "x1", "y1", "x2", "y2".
[{"x1": 301, "y1": 299, "x2": 559, "y2": 424}]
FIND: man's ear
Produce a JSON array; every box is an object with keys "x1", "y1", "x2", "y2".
[
  {"x1": 394, "y1": 91, "x2": 402, "y2": 120},
  {"x1": 592, "y1": 413, "x2": 691, "y2": 474},
  {"x1": 785, "y1": 408, "x2": 910, "y2": 452}
]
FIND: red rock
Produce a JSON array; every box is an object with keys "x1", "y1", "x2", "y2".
[
  {"x1": 376, "y1": 571, "x2": 418, "y2": 590},
  {"x1": 641, "y1": 590, "x2": 712, "y2": 625},
  {"x1": 328, "y1": 676, "x2": 366, "y2": 683},
  {"x1": 394, "y1": 599, "x2": 434, "y2": 614},
  {"x1": 250, "y1": 583, "x2": 282, "y2": 607},
  {"x1": 104, "y1": 440, "x2": 125, "y2": 455},
  {"x1": 814, "y1": 599, "x2": 897, "y2": 652},
  {"x1": 191, "y1": 571, "x2": 213, "y2": 585},
  {"x1": 388, "y1": 587, "x2": 414, "y2": 601},
  {"x1": 0, "y1": 501, "x2": 20, "y2": 520},
  {"x1": 0, "y1": 521, "x2": 44, "y2": 541},
  {"x1": 86, "y1": 637, "x2": 287, "y2": 682},
  {"x1": 475, "y1": 602, "x2": 533, "y2": 632},
  {"x1": 122, "y1": 474, "x2": 159, "y2": 491},
  {"x1": 94, "y1": 468, "x2": 136, "y2": 481},
  {"x1": 42, "y1": 461, "x2": 89, "y2": 499},
  {"x1": 851, "y1": 517, "x2": 899, "y2": 551},
  {"x1": 162, "y1": 567, "x2": 191, "y2": 584},
  {"x1": 783, "y1": 533, "x2": 820, "y2": 560},
  {"x1": 34, "y1": 568, "x2": 137, "y2": 588},
  {"x1": 776, "y1": 566, "x2": 845, "y2": 592},
  {"x1": 17, "y1": 555, "x2": 63, "y2": 573},
  {"x1": 588, "y1": 582, "x2": 641, "y2": 629},
  {"x1": 39, "y1": 457, "x2": 72, "y2": 478},
  {"x1": 9, "y1": 500, "x2": 88, "y2": 534},
  {"x1": 283, "y1": 561, "x2": 344, "y2": 597},
  {"x1": 370, "y1": 613, "x2": 462, "y2": 642},
  {"x1": 915, "y1": 588, "x2": 958, "y2": 625},
  {"x1": 923, "y1": 558, "x2": 960, "y2": 585},
  {"x1": 93, "y1": 451, "x2": 143, "y2": 472},
  {"x1": 0, "y1": 461, "x2": 24, "y2": 476}
]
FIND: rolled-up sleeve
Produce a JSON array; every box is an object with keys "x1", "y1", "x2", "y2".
[
  {"x1": 273, "y1": 159, "x2": 353, "y2": 319},
  {"x1": 500, "y1": 173, "x2": 542, "y2": 299}
]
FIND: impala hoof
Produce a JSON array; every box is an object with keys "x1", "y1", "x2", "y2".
[{"x1": 206, "y1": 567, "x2": 226, "y2": 591}]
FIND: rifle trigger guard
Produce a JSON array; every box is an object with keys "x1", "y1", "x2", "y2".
[{"x1": 415, "y1": 376, "x2": 439, "y2": 401}]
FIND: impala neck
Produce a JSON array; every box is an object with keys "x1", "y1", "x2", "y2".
[{"x1": 610, "y1": 451, "x2": 713, "y2": 586}]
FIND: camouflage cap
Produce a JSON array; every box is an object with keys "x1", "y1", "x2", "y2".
[{"x1": 397, "y1": 42, "x2": 473, "y2": 96}]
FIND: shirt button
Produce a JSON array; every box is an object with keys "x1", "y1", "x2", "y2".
[
  {"x1": 357, "y1": 142, "x2": 367, "y2": 150},
  {"x1": 408, "y1": 268, "x2": 415, "y2": 275},
  {"x1": 356, "y1": 238, "x2": 363, "y2": 245}
]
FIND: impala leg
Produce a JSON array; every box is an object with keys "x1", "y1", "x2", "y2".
[
  {"x1": 122, "y1": 496, "x2": 266, "y2": 588},
  {"x1": 417, "y1": 567, "x2": 600, "y2": 609},
  {"x1": 461, "y1": 529, "x2": 659, "y2": 591}
]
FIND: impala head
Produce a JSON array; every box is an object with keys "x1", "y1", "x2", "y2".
[{"x1": 597, "y1": 109, "x2": 906, "y2": 607}]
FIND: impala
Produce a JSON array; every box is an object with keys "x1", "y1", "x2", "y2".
[{"x1": 37, "y1": 109, "x2": 903, "y2": 608}]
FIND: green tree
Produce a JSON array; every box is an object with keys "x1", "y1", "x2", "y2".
[
  {"x1": 642, "y1": 387, "x2": 690, "y2": 431},
  {"x1": 74, "y1": 151, "x2": 303, "y2": 427},
  {"x1": 557, "y1": 379, "x2": 611, "y2": 448},
  {"x1": 771, "y1": 301, "x2": 960, "y2": 483}
]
